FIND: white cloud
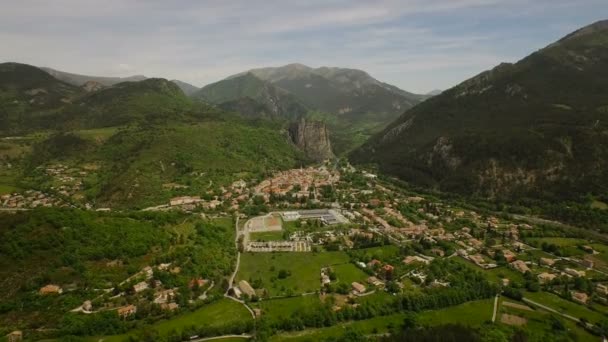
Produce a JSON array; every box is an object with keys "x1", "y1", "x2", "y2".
[{"x1": 0, "y1": 0, "x2": 605, "y2": 92}]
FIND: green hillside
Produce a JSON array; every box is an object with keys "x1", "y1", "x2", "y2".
[
  {"x1": 18, "y1": 120, "x2": 305, "y2": 209},
  {"x1": 351, "y1": 20, "x2": 608, "y2": 201},
  {"x1": 0, "y1": 209, "x2": 238, "y2": 339},
  {"x1": 194, "y1": 64, "x2": 429, "y2": 154},
  {"x1": 57, "y1": 78, "x2": 194, "y2": 129},
  {"x1": 193, "y1": 73, "x2": 308, "y2": 120},
  {"x1": 0, "y1": 63, "x2": 81, "y2": 134}
]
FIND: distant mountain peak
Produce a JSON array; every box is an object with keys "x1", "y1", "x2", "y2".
[{"x1": 40, "y1": 67, "x2": 148, "y2": 87}]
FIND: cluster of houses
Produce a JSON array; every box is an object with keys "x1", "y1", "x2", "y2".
[
  {"x1": 1, "y1": 190, "x2": 65, "y2": 209},
  {"x1": 44, "y1": 164, "x2": 88, "y2": 198},
  {"x1": 66, "y1": 263, "x2": 209, "y2": 319},
  {"x1": 253, "y1": 166, "x2": 339, "y2": 200}
]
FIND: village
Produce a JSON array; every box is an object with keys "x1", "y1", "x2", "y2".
[{"x1": 6, "y1": 162, "x2": 608, "y2": 340}]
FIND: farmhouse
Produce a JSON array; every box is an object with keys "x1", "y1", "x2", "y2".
[
  {"x1": 189, "y1": 278, "x2": 207, "y2": 289},
  {"x1": 238, "y1": 280, "x2": 256, "y2": 297},
  {"x1": 117, "y1": 305, "x2": 137, "y2": 318},
  {"x1": 367, "y1": 276, "x2": 384, "y2": 287},
  {"x1": 351, "y1": 282, "x2": 366, "y2": 294},
  {"x1": 133, "y1": 281, "x2": 149, "y2": 293},
  {"x1": 564, "y1": 268, "x2": 585, "y2": 277},
  {"x1": 510, "y1": 260, "x2": 530, "y2": 274},
  {"x1": 537, "y1": 272, "x2": 557, "y2": 284},
  {"x1": 539, "y1": 257, "x2": 555, "y2": 266},
  {"x1": 6, "y1": 331, "x2": 22, "y2": 342},
  {"x1": 39, "y1": 284, "x2": 62, "y2": 295},
  {"x1": 403, "y1": 255, "x2": 429, "y2": 265},
  {"x1": 572, "y1": 291, "x2": 589, "y2": 304},
  {"x1": 502, "y1": 250, "x2": 516, "y2": 263}
]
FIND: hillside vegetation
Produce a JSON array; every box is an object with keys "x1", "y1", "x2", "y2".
[
  {"x1": 352, "y1": 20, "x2": 608, "y2": 201},
  {"x1": 194, "y1": 64, "x2": 429, "y2": 154}
]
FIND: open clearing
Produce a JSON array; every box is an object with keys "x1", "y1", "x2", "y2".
[
  {"x1": 237, "y1": 252, "x2": 350, "y2": 296},
  {"x1": 525, "y1": 291, "x2": 604, "y2": 323},
  {"x1": 332, "y1": 263, "x2": 369, "y2": 285}
]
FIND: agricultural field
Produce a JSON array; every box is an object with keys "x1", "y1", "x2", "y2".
[
  {"x1": 497, "y1": 297, "x2": 596, "y2": 341},
  {"x1": 332, "y1": 263, "x2": 369, "y2": 285},
  {"x1": 451, "y1": 256, "x2": 525, "y2": 285},
  {"x1": 253, "y1": 295, "x2": 324, "y2": 324},
  {"x1": 416, "y1": 298, "x2": 494, "y2": 326},
  {"x1": 525, "y1": 237, "x2": 588, "y2": 247},
  {"x1": 237, "y1": 252, "x2": 350, "y2": 296},
  {"x1": 524, "y1": 291, "x2": 606, "y2": 324}
]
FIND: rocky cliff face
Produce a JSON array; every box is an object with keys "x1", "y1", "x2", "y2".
[{"x1": 289, "y1": 118, "x2": 334, "y2": 162}]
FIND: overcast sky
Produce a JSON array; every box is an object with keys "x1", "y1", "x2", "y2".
[{"x1": 1, "y1": 0, "x2": 606, "y2": 93}]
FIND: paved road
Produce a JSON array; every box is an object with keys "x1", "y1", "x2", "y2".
[
  {"x1": 492, "y1": 295, "x2": 499, "y2": 323},
  {"x1": 190, "y1": 334, "x2": 252, "y2": 341},
  {"x1": 226, "y1": 216, "x2": 241, "y2": 294}
]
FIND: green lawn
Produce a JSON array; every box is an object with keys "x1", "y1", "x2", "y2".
[
  {"x1": 250, "y1": 231, "x2": 285, "y2": 242},
  {"x1": 254, "y1": 295, "x2": 324, "y2": 323},
  {"x1": 452, "y1": 256, "x2": 525, "y2": 285},
  {"x1": 354, "y1": 245, "x2": 401, "y2": 260},
  {"x1": 499, "y1": 298, "x2": 596, "y2": 341},
  {"x1": 0, "y1": 183, "x2": 19, "y2": 195},
  {"x1": 237, "y1": 252, "x2": 350, "y2": 296},
  {"x1": 524, "y1": 291, "x2": 606, "y2": 324},
  {"x1": 525, "y1": 237, "x2": 588, "y2": 247},
  {"x1": 96, "y1": 299, "x2": 252, "y2": 341},
  {"x1": 417, "y1": 298, "x2": 494, "y2": 325},
  {"x1": 332, "y1": 263, "x2": 369, "y2": 285}
]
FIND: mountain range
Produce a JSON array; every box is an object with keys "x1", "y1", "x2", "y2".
[
  {"x1": 351, "y1": 20, "x2": 608, "y2": 201},
  {"x1": 41, "y1": 66, "x2": 201, "y2": 95},
  {"x1": 2, "y1": 20, "x2": 607, "y2": 205},
  {"x1": 195, "y1": 63, "x2": 429, "y2": 153}
]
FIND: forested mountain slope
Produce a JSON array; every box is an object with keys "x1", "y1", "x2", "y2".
[{"x1": 352, "y1": 20, "x2": 608, "y2": 201}]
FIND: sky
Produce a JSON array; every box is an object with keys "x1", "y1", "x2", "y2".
[{"x1": 1, "y1": 0, "x2": 606, "y2": 93}]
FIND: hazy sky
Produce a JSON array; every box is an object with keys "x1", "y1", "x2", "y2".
[{"x1": 1, "y1": 0, "x2": 606, "y2": 93}]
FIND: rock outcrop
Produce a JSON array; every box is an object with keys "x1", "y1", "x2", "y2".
[{"x1": 289, "y1": 118, "x2": 334, "y2": 162}]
